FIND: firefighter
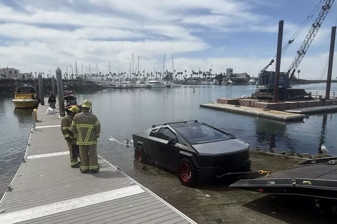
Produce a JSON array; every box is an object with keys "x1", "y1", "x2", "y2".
[
  {"x1": 72, "y1": 100, "x2": 101, "y2": 173},
  {"x1": 61, "y1": 105, "x2": 80, "y2": 168}
]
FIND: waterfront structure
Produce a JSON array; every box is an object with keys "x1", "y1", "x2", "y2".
[
  {"x1": 223, "y1": 68, "x2": 250, "y2": 85},
  {"x1": 0, "y1": 67, "x2": 34, "y2": 80}
]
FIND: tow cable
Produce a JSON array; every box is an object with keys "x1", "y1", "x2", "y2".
[{"x1": 109, "y1": 136, "x2": 133, "y2": 147}]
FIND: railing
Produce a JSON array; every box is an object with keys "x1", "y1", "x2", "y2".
[{"x1": 307, "y1": 90, "x2": 336, "y2": 99}]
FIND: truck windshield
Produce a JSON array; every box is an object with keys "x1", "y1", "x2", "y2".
[{"x1": 173, "y1": 123, "x2": 232, "y2": 144}]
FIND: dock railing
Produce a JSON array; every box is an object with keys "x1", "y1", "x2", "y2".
[{"x1": 307, "y1": 90, "x2": 336, "y2": 99}]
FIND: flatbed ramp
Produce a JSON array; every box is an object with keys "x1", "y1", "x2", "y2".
[{"x1": 0, "y1": 107, "x2": 196, "y2": 224}]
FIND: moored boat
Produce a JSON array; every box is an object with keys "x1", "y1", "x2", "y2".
[
  {"x1": 12, "y1": 84, "x2": 39, "y2": 109},
  {"x1": 249, "y1": 78, "x2": 257, "y2": 85},
  {"x1": 146, "y1": 80, "x2": 166, "y2": 88}
]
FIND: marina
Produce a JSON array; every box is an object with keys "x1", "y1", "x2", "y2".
[
  {"x1": 1, "y1": 84, "x2": 337, "y2": 223},
  {"x1": 1, "y1": 0, "x2": 337, "y2": 222}
]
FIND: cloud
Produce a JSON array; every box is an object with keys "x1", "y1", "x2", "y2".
[{"x1": 0, "y1": 0, "x2": 334, "y2": 80}]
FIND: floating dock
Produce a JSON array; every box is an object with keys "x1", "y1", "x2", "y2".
[
  {"x1": 201, "y1": 97, "x2": 337, "y2": 121},
  {"x1": 200, "y1": 102, "x2": 305, "y2": 122},
  {"x1": 0, "y1": 104, "x2": 196, "y2": 224},
  {"x1": 285, "y1": 105, "x2": 337, "y2": 114}
]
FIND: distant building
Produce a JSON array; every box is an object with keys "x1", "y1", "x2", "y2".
[
  {"x1": 223, "y1": 68, "x2": 250, "y2": 85},
  {"x1": 225, "y1": 68, "x2": 233, "y2": 80},
  {"x1": 0, "y1": 68, "x2": 34, "y2": 80}
]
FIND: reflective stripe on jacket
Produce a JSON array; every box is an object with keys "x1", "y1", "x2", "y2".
[
  {"x1": 61, "y1": 115, "x2": 76, "y2": 144},
  {"x1": 72, "y1": 111, "x2": 101, "y2": 145}
]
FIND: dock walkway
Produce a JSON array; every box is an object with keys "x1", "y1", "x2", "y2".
[
  {"x1": 0, "y1": 104, "x2": 196, "y2": 224},
  {"x1": 285, "y1": 105, "x2": 337, "y2": 114}
]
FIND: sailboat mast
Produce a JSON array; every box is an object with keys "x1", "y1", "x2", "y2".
[
  {"x1": 172, "y1": 57, "x2": 174, "y2": 80},
  {"x1": 132, "y1": 53, "x2": 135, "y2": 76},
  {"x1": 162, "y1": 53, "x2": 165, "y2": 79},
  {"x1": 138, "y1": 56, "x2": 140, "y2": 77},
  {"x1": 75, "y1": 61, "x2": 78, "y2": 77},
  {"x1": 96, "y1": 64, "x2": 98, "y2": 76}
]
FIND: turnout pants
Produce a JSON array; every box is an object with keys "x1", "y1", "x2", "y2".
[
  {"x1": 67, "y1": 141, "x2": 80, "y2": 167},
  {"x1": 79, "y1": 145, "x2": 99, "y2": 173}
]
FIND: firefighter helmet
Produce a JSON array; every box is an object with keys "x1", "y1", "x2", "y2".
[
  {"x1": 68, "y1": 106, "x2": 80, "y2": 114},
  {"x1": 82, "y1": 100, "x2": 92, "y2": 109}
]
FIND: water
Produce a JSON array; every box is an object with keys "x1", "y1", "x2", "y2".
[{"x1": 1, "y1": 84, "x2": 337, "y2": 195}]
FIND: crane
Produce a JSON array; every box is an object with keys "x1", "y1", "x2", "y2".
[
  {"x1": 255, "y1": 0, "x2": 335, "y2": 100},
  {"x1": 288, "y1": 0, "x2": 335, "y2": 79}
]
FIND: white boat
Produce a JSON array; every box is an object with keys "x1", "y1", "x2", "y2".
[
  {"x1": 223, "y1": 79, "x2": 233, "y2": 86},
  {"x1": 249, "y1": 79, "x2": 257, "y2": 85},
  {"x1": 146, "y1": 80, "x2": 166, "y2": 88},
  {"x1": 164, "y1": 81, "x2": 171, "y2": 88},
  {"x1": 170, "y1": 82, "x2": 181, "y2": 88}
]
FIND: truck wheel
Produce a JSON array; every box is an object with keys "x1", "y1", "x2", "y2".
[
  {"x1": 134, "y1": 146, "x2": 145, "y2": 163},
  {"x1": 177, "y1": 158, "x2": 197, "y2": 187}
]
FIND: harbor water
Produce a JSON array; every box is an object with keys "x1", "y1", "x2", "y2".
[{"x1": 1, "y1": 83, "x2": 337, "y2": 195}]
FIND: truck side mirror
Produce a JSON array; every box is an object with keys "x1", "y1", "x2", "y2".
[{"x1": 168, "y1": 138, "x2": 178, "y2": 145}]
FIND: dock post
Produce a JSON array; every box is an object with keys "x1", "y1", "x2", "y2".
[
  {"x1": 56, "y1": 67, "x2": 65, "y2": 117},
  {"x1": 326, "y1": 26, "x2": 336, "y2": 100},
  {"x1": 51, "y1": 76, "x2": 56, "y2": 95},
  {"x1": 38, "y1": 73, "x2": 45, "y2": 105},
  {"x1": 273, "y1": 20, "x2": 284, "y2": 102},
  {"x1": 32, "y1": 109, "x2": 36, "y2": 129}
]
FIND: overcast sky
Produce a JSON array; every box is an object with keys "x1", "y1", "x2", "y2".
[{"x1": 0, "y1": 0, "x2": 336, "y2": 79}]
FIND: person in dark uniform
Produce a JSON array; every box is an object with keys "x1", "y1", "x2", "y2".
[
  {"x1": 48, "y1": 93, "x2": 56, "y2": 109},
  {"x1": 61, "y1": 106, "x2": 80, "y2": 168}
]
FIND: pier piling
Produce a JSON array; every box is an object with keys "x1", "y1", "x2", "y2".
[
  {"x1": 325, "y1": 26, "x2": 336, "y2": 100},
  {"x1": 51, "y1": 76, "x2": 56, "y2": 95},
  {"x1": 38, "y1": 73, "x2": 44, "y2": 105},
  {"x1": 273, "y1": 20, "x2": 284, "y2": 102},
  {"x1": 56, "y1": 67, "x2": 65, "y2": 117}
]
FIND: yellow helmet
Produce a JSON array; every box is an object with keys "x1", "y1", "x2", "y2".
[
  {"x1": 82, "y1": 100, "x2": 92, "y2": 109},
  {"x1": 68, "y1": 106, "x2": 80, "y2": 114}
]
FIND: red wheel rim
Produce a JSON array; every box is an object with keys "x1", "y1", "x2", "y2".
[
  {"x1": 178, "y1": 162, "x2": 191, "y2": 183},
  {"x1": 135, "y1": 149, "x2": 142, "y2": 161}
]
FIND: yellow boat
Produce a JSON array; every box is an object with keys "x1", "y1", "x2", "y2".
[{"x1": 12, "y1": 85, "x2": 39, "y2": 109}]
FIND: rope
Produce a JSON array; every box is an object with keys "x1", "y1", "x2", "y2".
[
  {"x1": 318, "y1": 58, "x2": 329, "y2": 80},
  {"x1": 265, "y1": 0, "x2": 324, "y2": 67},
  {"x1": 259, "y1": 169, "x2": 270, "y2": 177},
  {"x1": 283, "y1": 0, "x2": 323, "y2": 52},
  {"x1": 109, "y1": 136, "x2": 133, "y2": 146}
]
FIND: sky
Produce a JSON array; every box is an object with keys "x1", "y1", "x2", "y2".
[{"x1": 0, "y1": 0, "x2": 336, "y2": 80}]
